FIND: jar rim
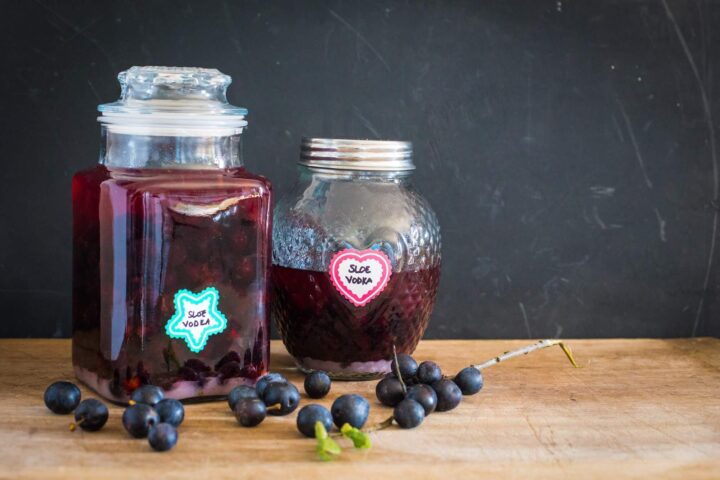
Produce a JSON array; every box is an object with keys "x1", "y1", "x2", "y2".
[{"x1": 299, "y1": 138, "x2": 414, "y2": 171}]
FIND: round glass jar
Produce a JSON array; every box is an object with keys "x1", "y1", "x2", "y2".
[
  {"x1": 272, "y1": 138, "x2": 441, "y2": 379},
  {"x1": 72, "y1": 67, "x2": 272, "y2": 403}
]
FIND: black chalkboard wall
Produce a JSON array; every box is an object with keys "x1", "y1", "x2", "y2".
[{"x1": 1, "y1": 0, "x2": 718, "y2": 339}]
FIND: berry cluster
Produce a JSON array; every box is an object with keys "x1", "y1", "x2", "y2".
[
  {"x1": 228, "y1": 369, "x2": 374, "y2": 460},
  {"x1": 227, "y1": 373, "x2": 299, "y2": 425},
  {"x1": 122, "y1": 385, "x2": 184, "y2": 451},
  {"x1": 44, "y1": 381, "x2": 109, "y2": 432},
  {"x1": 377, "y1": 354, "x2": 483, "y2": 429},
  {"x1": 43, "y1": 381, "x2": 183, "y2": 452},
  {"x1": 227, "y1": 371, "x2": 333, "y2": 428}
]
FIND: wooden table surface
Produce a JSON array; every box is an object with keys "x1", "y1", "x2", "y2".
[{"x1": 0, "y1": 339, "x2": 718, "y2": 479}]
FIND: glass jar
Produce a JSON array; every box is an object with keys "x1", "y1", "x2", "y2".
[
  {"x1": 272, "y1": 138, "x2": 441, "y2": 379},
  {"x1": 72, "y1": 67, "x2": 272, "y2": 403}
]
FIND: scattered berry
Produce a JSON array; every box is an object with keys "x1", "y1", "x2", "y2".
[
  {"x1": 155, "y1": 399, "x2": 184, "y2": 427},
  {"x1": 416, "y1": 361, "x2": 443, "y2": 385},
  {"x1": 73, "y1": 399, "x2": 109, "y2": 431},
  {"x1": 122, "y1": 403, "x2": 160, "y2": 438},
  {"x1": 331, "y1": 394, "x2": 370, "y2": 429},
  {"x1": 391, "y1": 353, "x2": 418, "y2": 382},
  {"x1": 304, "y1": 371, "x2": 331, "y2": 399},
  {"x1": 44, "y1": 381, "x2": 81, "y2": 414},
  {"x1": 227, "y1": 385, "x2": 258, "y2": 410},
  {"x1": 296, "y1": 404, "x2": 333, "y2": 438},
  {"x1": 262, "y1": 382, "x2": 300, "y2": 416},
  {"x1": 454, "y1": 367, "x2": 484, "y2": 395},
  {"x1": 375, "y1": 376, "x2": 406, "y2": 407},
  {"x1": 148, "y1": 423, "x2": 178, "y2": 452},
  {"x1": 130, "y1": 385, "x2": 164, "y2": 406},
  {"x1": 406, "y1": 384, "x2": 437, "y2": 415},
  {"x1": 393, "y1": 398, "x2": 425, "y2": 429},
  {"x1": 255, "y1": 373, "x2": 287, "y2": 398},
  {"x1": 431, "y1": 379, "x2": 463, "y2": 412},
  {"x1": 234, "y1": 398, "x2": 266, "y2": 427}
]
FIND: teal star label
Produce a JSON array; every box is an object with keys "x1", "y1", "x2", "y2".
[{"x1": 165, "y1": 287, "x2": 228, "y2": 353}]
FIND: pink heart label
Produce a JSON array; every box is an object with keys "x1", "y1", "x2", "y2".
[{"x1": 329, "y1": 249, "x2": 392, "y2": 307}]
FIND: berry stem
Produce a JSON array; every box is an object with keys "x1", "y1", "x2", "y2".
[
  {"x1": 331, "y1": 415, "x2": 393, "y2": 439},
  {"x1": 367, "y1": 415, "x2": 394, "y2": 432},
  {"x1": 470, "y1": 339, "x2": 579, "y2": 371},
  {"x1": 391, "y1": 344, "x2": 407, "y2": 394},
  {"x1": 69, "y1": 416, "x2": 85, "y2": 432}
]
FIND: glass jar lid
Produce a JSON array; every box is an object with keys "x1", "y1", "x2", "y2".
[
  {"x1": 300, "y1": 138, "x2": 414, "y2": 171},
  {"x1": 98, "y1": 66, "x2": 248, "y2": 137}
]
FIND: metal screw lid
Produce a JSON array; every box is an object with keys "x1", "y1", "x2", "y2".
[{"x1": 299, "y1": 138, "x2": 414, "y2": 171}]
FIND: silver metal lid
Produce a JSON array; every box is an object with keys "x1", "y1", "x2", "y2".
[{"x1": 299, "y1": 138, "x2": 414, "y2": 171}]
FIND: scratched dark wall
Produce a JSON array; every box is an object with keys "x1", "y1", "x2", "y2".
[{"x1": 1, "y1": 0, "x2": 719, "y2": 339}]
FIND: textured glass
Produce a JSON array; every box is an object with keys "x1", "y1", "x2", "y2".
[{"x1": 272, "y1": 168, "x2": 441, "y2": 379}]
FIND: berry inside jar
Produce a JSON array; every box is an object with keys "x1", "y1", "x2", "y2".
[{"x1": 272, "y1": 264, "x2": 440, "y2": 377}]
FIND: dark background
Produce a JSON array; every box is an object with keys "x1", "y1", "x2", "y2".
[{"x1": 1, "y1": 0, "x2": 719, "y2": 339}]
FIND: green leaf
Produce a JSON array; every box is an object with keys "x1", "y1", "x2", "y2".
[
  {"x1": 315, "y1": 421, "x2": 342, "y2": 461},
  {"x1": 340, "y1": 423, "x2": 372, "y2": 449},
  {"x1": 315, "y1": 421, "x2": 329, "y2": 439}
]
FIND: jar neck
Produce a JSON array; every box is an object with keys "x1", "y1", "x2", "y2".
[
  {"x1": 300, "y1": 165, "x2": 413, "y2": 183},
  {"x1": 99, "y1": 126, "x2": 243, "y2": 169}
]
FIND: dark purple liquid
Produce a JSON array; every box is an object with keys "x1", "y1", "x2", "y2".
[
  {"x1": 72, "y1": 165, "x2": 271, "y2": 402},
  {"x1": 271, "y1": 265, "x2": 440, "y2": 370}
]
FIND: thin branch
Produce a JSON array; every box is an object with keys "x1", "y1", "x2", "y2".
[
  {"x1": 471, "y1": 339, "x2": 579, "y2": 371},
  {"x1": 391, "y1": 344, "x2": 407, "y2": 394},
  {"x1": 366, "y1": 415, "x2": 394, "y2": 433}
]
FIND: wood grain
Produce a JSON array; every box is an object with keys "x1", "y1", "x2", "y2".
[{"x1": 0, "y1": 339, "x2": 718, "y2": 479}]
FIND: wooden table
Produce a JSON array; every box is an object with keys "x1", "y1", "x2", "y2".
[{"x1": 1, "y1": 339, "x2": 718, "y2": 479}]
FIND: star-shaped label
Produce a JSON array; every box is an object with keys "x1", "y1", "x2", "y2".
[{"x1": 165, "y1": 287, "x2": 228, "y2": 353}]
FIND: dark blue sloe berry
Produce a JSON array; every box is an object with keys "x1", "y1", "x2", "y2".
[
  {"x1": 262, "y1": 382, "x2": 300, "y2": 416},
  {"x1": 255, "y1": 373, "x2": 287, "y2": 398},
  {"x1": 122, "y1": 403, "x2": 160, "y2": 438},
  {"x1": 73, "y1": 399, "x2": 109, "y2": 431},
  {"x1": 393, "y1": 398, "x2": 425, "y2": 429},
  {"x1": 416, "y1": 361, "x2": 443, "y2": 385},
  {"x1": 331, "y1": 394, "x2": 370, "y2": 429},
  {"x1": 406, "y1": 384, "x2": 437, "y2": 415},
  {"x1": 44, "y1": 381, "x2": 81, "y2": 414},
  {"x1": 148, "y1": 423, "x2": 178, "y2": 452},
  {"x1": 130, "y1": 385, "x2": 164, "y2": 406},
  {"x1": 296, "y1": 404, "x2": 333, "y2": 438},
  {"x1": 454, "y1": 367, "x2": 484, "y2": 395},
  {"x1": 431, "y1": 379, "x2": 462, "y2": 412},
  {"x1": 234, "y1": 398, "x2": 267, "y2": 427},
  {"x1": 155, "y1": 399, "x2": 184, "y2": 427},
  {"x1": 227, "y1": 385, "x2": 258, "y2": 411},
  {"x1": 391, "y1": 354, "x2": 418, "y2": 382},
  {"x1": 304, "y1": 371, "x2": 331, "y2": 399},
  {"x1": 375, "y1": 376, "x2": 406, "y2": 407}
]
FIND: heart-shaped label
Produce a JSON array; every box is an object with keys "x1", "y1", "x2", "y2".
[{"x1": 329, "y1": 249, "x2": 392, "y2": 307}]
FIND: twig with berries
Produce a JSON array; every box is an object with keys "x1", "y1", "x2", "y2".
[{"x1": 358, "y1": 338, "x2": 581, "y2": 441}]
